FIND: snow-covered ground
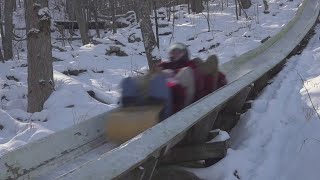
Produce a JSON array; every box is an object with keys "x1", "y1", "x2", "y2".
[
  {"x1": 0, "y1": 0, "x2": 303, "y2": 155},
  {"x1": 190, "y1": 25, "x2": 320, "y2": 180}
]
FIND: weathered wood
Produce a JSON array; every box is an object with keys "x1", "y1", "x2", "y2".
[
  {"x1": 116, "y1": 166, "x2": 145, "y2": 180},
  {"x1": 117, "y1": 157, "x2": 158, "y2": 180},
  {"x1": 225, "y1": 85, "x2": 252, "y2": 112},
  {"x1": 207, "y1": 130, "x2": 220, "y2": 141},
  {"x1": 183, "y1": 109, "x2": 220, "y2": 145},
  {"x1": 213, "y1": 86, "x2": 252, "y2": 131},
  {"x1": 152, "y1": 167, "x2": 201, "y2": 180},
  {"x1": 160, "y1": 141, "x2": 228, "y2": 164},
  {"x1": 249, "y1": 73, "x2": 270, "y2": 98},
  {"x1": 141, "y1": 157, "x2": 158, "y2": 180}
]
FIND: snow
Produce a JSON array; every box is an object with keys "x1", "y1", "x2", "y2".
[
  {"x1": 0, "y1": 0, "x2": 303, "y2": 157},
  {"x1": 189, "y1": 25, "x2": 320, "y2": 180},
  {"x1": 208, "y1": 129, "x2": 230, "y2": 143},
  {"x1": 38, "y1": 7, "x2": 50, "y2": 17},
  {"x1": 28, "y1": 28, "x2": 40, "y2": 34}
]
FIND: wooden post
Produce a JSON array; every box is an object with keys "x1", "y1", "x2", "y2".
[
  {"x1": 213, "y1": 85, "x2": 252, "y2": 131},
  {"x1": 183, "y1": 109, "x2": 220, "y2": 145},
  {"x1": 152, "y1": 166, "x2": 201, "y2": 180},
  {"x1": 141, "y1": 157, "x2": 158, "y2": 180},
  {"x1": 117, "y1": 157, "x2": 158, "y2": 180},
  {"x1": 160, "y1": 141, "x2": 228, "y2": 164}
]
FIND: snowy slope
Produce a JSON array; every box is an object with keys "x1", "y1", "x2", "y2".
[
  {"x1": 190, "y1": 25, "x2": 320, "y2": 180},
  {"x1": 0, "y1": 0, "x2": 302, "y2": 155}
]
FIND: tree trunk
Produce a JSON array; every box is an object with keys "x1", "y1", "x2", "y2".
[
  {"x1": 25, "y1": 0, "x2": 54, "y2": 113},
  {"x1": 92, "y1": 1, "x2": 100, "y2": 38},
  {"x1": 263, "y1": 0, "x2": 270, "y2": 13},
  {"x1": 235, "y1": 0, "x2": 239, "y2": 20},
  {"x1": 0, "y1": 4, "x2": 5, "y2": 62},
  {"x1": 238, "y1": 0, "x2": 242, "y2": 16},
  {"x1": 133, "y1": 0, "x2": 140, "y2": 22},
  {"x1": 3, "y1": 0, "x2": 14, "y2": 60},
  {"x1": 110, "y1": 0, "x2": 117, "y2": 34},
  {"x1": 191, "y1": 0, "x2": 204, "y2": 13},
  {"x1": 66, "y1": 0, "x2": 75, "y2": 20},
  {"x1": 238, "y1": 0, "x2": 251, "y2": 9},
  {"x1": 72, "y1": 0, "x2": 90, "y2": 45},
  {"x1": 206, "y1": 0, "x2": 210, "y2": 32},
  {"x1": 13, "y1": 0, "x2": 17, "y2": 11},
  {"x1": 140, "y1": 0, "x2": 160, "y2": 71},
  {"x1": 153, "y1": 0, "x2": 160, "y2": 48}
]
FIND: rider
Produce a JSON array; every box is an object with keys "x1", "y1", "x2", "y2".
[{"x1": 121, "y1": 43, "x2": 227, "y2": 120}]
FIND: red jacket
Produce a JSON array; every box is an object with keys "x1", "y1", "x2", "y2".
[{"x1": 158, "y1": 59, "x2": 227, "y2": 113}]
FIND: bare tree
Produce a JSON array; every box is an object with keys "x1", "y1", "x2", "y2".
[
  {"x1": 110, "y1": 0, "x2": 117, "y2": 34},
  {"x1": 263, "y1": 0, "x2": 270, "y2": 14},
  {"x1": 238, "y1": 0, "x2": 251, "y2": 9},
  {"x1": 13, "y1": 0, "x2": 17, "y2": 11},
  {"x1": 153, "y1": 0, "x2": 160, "y2": 48},
  {"x1": 191, "y1": 0, "x2": 204, "y2": 13},
  {"x1": 91, "y1": 0, "x2": 100, "y2": 38},
  {"x1": 235, "y1": 0, "x2": 239, "y2": 20},
  {"x1": 133, "y1": 0, "x2": 141, "y2": 22},
  {"x1": 72, "y1": 0, "x2": 90, "y2": 45},
  {"x1": 66, "y1": 0, "x2": 75, "y2": 20},
  {"x1": 205, "y1": 0, "x2": 211, "y2": 32},
  {"x1": 140, "y1": 0, "x2": 160, "y2": 71},
  {"x1": 0, "y1": 3, "x2": 5, "y2": 62},
  {"x1": 25, "y1": 0, "x2": 54, "y2": 113},
  {"x1": 3, "y1": 0, "x2": 14, "y2": 60}
]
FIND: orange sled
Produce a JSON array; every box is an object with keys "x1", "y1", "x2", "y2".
[{"x1": 105, "y1": 105, "x2": 164, "y2": 144}]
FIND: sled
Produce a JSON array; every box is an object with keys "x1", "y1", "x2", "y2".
[
  {"x1": 105, "y1": 105, "x2": 164, "y2": 143},
  {"x1": 105, "y1": 55, "x2": 222, "y2": 144}
]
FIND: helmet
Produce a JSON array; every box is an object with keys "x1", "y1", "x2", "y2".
[{"x1": 168, "y1": 43, "x2": 189, "y2": 62}]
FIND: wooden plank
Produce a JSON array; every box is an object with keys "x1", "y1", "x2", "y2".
[
  {"x1": 116, "y1": 166, "x2": 145, "y2": 180},
  {"x1": 207, "y1": 130, "x2": 220, "y2": 141},
  {"x1": 160, "y1": 141, "x2": 228, "y2": 164},
  {"x1": 152, "y1": 166, "x2": 201, "y2": 180},
  {"x1": 141, "y1": 157, "x2": 158, "y2": 180},
  {"x1": 225, "y1": 85, "x2": 252, "y2": 113},
  {"x1": 116, "y1": 157, "x2": 158, "y2": 180},
  {"x1": 213, "y1": 86, "x2": 252, "y2": 131},
  {"x1": 183, "y1": 109, "x2": 220, "y2": 145}
]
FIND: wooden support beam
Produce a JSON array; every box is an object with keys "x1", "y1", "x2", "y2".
[
  {"x1": 116, "y1": 166, "x2": 144, "y2": 180},
  {"x1": 152, "y1": 167, "x2": 202, "y2": 180},
  {"x1": 141, "y1": 157, "x2": 158, "y2": 180},
  {"x1": 213, "y1": 85, "x2": 252, "y2": 131},
  {"x1": 160, "y1": 141, "x2": 228, "y2": 164},
  {"x1": 117, "y1": 157, "x2": 158, "y2": 180},
  {"x1": 182, "y1": 109, "x2": 220, "y2": 145},
  {"x1": 207, "y1": 130, "x2": 220, "y2": 141}
]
